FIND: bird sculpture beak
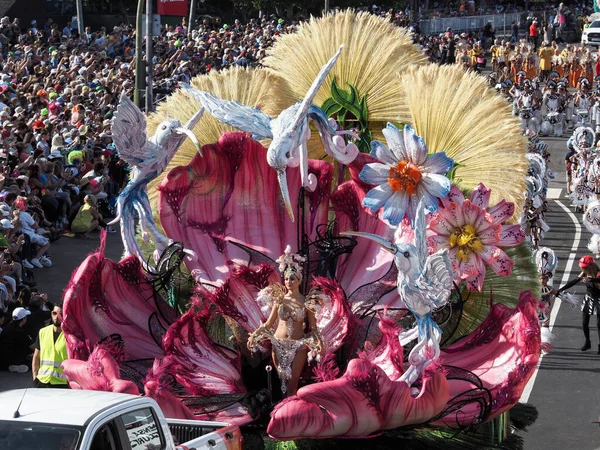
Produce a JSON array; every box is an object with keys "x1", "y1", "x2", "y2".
[
  {"x1": 174, "y1": 127, "x2": 202, "y2": 156},
  {"x1": 340, "y1": 231, "x2": 396, "y2": 254},
  {"x1": 277, "y1": 169, "x2": 295, "y2": 222}
]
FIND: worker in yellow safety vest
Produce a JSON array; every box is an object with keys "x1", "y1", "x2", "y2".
[{"x1": 32, "y1": 304, "x2": 68, "y2": 388}]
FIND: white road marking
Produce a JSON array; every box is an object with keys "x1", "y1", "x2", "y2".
[
  {"x1": 546, "y1": 188, "x2": 562, "y2": 200},
  {"x1": 520, "y1": 199, "x2": 582, "y2": 403}
]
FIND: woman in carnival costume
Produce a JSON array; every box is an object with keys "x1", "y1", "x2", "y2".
[
  {"x1": 554, "y1": 256, "x2": 600, "y2": 353},
  {"x1": 60, "y1": 11, "x2": 543, "y2": 449}
]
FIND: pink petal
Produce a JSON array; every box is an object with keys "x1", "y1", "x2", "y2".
[
  {"x1": 331, "y1": 182, "x2": 401, "y2": 311},
  {"x1": 63, "y1": 247, "x2": 172, "y2": 362},
  {"x1": 478, "y1": 244, "x2": 503, "y2": 265},
  {"x1": 158, "y1": 133, "x2": 332, "y2": 285},
  {"x1": 487, "y1": 248, "x2": 515, "y2": 276},
  {"x1": 162, "y1": 301, "x2": 246, "y2": 396},
  {"x1": 460, "y1": 251, "x2": 486, "y2": 291},
  {"x1": 427, "y1": 234, "x2": 450, "y2": 252},
  {"x1": 441, "y1": 184, "x2": 465, "y2": 207},
  {"x1": 469, "y1": 183, "x2": 491, "y2": 209},
  {"x1": 487, "y1": 200, "x2": 515, "y2": 224},
  {"x1": 462, "y1": 200, "x2": 484, "y2": 227},
  {"x1": 478, "y1": 222, "x2": 503, "y2": 245},
  {"x1": 267, "y1": 359, "x2": 449, "y2": 439},
  {"x1": 443, "y1": 202, "x2": 464, "y2": 227},
  {"x1": 498, "y1": 224, "x2": 526, "y2": 247},
  {"x1": 438, "y1": 292, "x2": 541, "y2": 424},
  {"x1": 62, "y1": 346, "x2": 140, "y2": 395},
  {"x1": 428, "y1": 214, "x2": 454, "y2": 236}
]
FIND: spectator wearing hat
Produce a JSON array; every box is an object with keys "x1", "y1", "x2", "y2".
[
  {"x1": 0, "y1": 306, "x2": 34, "y2": 373},
  {"x1": 555, "y1": 256, "x2": 600, "y2": 353}
]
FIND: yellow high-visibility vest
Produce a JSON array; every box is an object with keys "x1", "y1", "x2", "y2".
[{"x1": 37, "y1": 325, "x2": 68, "y2": 385}]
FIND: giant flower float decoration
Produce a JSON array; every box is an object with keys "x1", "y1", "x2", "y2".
[
  {"x1": 60, "y1": 10, "x2": 540, "y2": 449},
  {"x1": 428, "y1": 184, "x2": 526, "y2": 291}
]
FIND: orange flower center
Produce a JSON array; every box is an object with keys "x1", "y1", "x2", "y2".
[{"x1": 388, "y1": 161, "x2": 421, "y2": 195}]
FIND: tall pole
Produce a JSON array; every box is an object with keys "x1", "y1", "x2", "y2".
[
  {"x1": 146, "y1": 0, "x2": 154, "y2": 113},
  {"x1": 134, "y1": 0, "x2": 145, "y2": 108},
  {"x1": 188, "y1": 0, "x2": 196, "y2": 32},
  {"x1": 324, "y1": 0, "x2": 330, "y2": 15},
  {"x1": 75, "y1": 0, "x2": 85, "y2": 40}
]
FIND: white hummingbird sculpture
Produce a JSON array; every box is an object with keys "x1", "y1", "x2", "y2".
[
  {"x1": 109, "y1": 93, "x2": 204, "y2": 264},
  {"x1": 180, "y1": 44, "x2": 359, "y2": 221},
  {"x1": 343, "y1": 200, "x2": 454, "y2": 386}
]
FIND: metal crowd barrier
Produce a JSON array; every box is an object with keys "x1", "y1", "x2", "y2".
[{"x1": 420, "y1": 13, "x2": 522, "y2": 37}]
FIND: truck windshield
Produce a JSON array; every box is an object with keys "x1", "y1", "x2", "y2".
[{"x1": 0, "y1": 421, "x2": 81, "y2": 450}]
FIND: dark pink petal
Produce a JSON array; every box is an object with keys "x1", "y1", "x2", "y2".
[
  {"x1": 158, "y1": 133, "x2": 332, "y2": 286},
  {"x1": 310, "y1": 277, "x2": 356, "y2": 353},
  {"x1": 444, "y1": 202, "x2": 464, "y2": 228},
  {"x1": 62, "y1": 345, "x2": 140, "y2": 395},
  {"x1": 358, "y1": 315, "x2": 404, "y2": 381},
  {"x1": 63, "y1": 245, "x2": 171, "y2": 362},
  {"x1": 161, "y1": 300, "x2": 246, "y2": 396},
  {"x1": 438, "y1": 291, "x2": 541, "y2": 425},
  {"x1": 267, "y1": 359, "x2": 449, "y2": 439},
  {"x1": 331, "y1": 181, "x2": 401, "y2": 312},
  {"x1": 487, "y1": 200, "x2": 515, "y2": 224},
  {"x1": 498, "y1": 224, "x2": 526, "y2": 247},
  {"x1": 469, "y1": 183, "x2": 492, "y2": 209}
]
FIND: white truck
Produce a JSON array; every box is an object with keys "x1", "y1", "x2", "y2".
[{"x1": 0, "y1": 389, "x2": 243, "y2": 450}]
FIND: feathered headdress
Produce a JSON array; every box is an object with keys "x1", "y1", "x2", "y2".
[{"x1": 275, "y1": 245, "x2": 306, "y2": 280}]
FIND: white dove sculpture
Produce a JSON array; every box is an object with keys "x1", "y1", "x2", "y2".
[
  {"x1": 343, "y1": 200, "x2": 454, "y2": 387},
  {"x1": 180, "y1": 44, "x2": 359, "y2": 221},
  {"x1": 109, "y1": 93, "x2": 204, "y2": 264}
]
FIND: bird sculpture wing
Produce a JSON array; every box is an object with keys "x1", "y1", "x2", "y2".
[
  {"x1": 415, "y1": 249, "x2": 454, "y2": 310},
  {"x1": 398, "y1": 199, "x2": 429, "y2": 273},
  {"x1": 179, "y1": 83, "x2": 273, "y2": 140},
  {"x1": 290, "y1": 44, "x2": 344, "y2": 133},
  {"x1": 111, "y1": 93, "x2": 149, "y2": 167}
]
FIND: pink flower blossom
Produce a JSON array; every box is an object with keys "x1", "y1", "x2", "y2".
[{"x1": 427, "y1": 184, "x2": 525, "y2": 291}]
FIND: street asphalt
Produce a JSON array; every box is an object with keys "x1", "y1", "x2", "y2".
[
  {"x1": 0, "y1": 132, "x2": 598, "y2": 449},
  {"x1": 520, "y1": 134, "x2": 600, "y2": 450}
]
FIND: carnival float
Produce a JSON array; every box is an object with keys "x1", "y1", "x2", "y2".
[{"x1": 61, "y1": 11, "x2": 544, "y2": 449}]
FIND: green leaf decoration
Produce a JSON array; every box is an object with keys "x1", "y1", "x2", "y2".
[{"x1": 322, "y1": 98, "x2": 342, "y2": 117}]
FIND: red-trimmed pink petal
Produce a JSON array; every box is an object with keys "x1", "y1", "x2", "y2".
[
  {"x1": 487, "y1": 248, "x2": 515, "y2": 276},
  {"x1": 478, "y1": 222, "x2": 503, "y2": 245},
  {"x1": 62, "y1": 345, "x2": 140, "y2": 395},
  {"x1": 267, "y1": 359, "x2": 449, "y2": 439},
  {"x1": 310, "y1": 277, "x2": 356, "y2": 353},
  {"x1": 462, "y1": 200, "x2": 484, "y2": 227},
  {"x1": 444, "y1": 201, "x2": 464, "y2": 227},
  {"x1": 487, "y1": 200, "x2": 515, "y2": 223},
  {"x1": 498, "y1": 224, "x2": 526, "y2": 247},
  {"x1": 478, "y1": 244, "x2": 502, "y2": 265},
  {"x1": 63, "y1": 249, "x2": 171, "y2": 362},
  {"x1": 162, "y1": 301, "x2": 246, "y2": 396},
  {"x1": 331, "y1": 182, "x2": 401, "y2": 311},
  {"x1": 158, "y1": 132, "x2": 332, "y2": 286},
  {"x1": 438, "y1": 291, "x2": 541, "y2": 424},
  {"x1": 469, "y1": 183, "x2": 492, "y2": 209},
  {"x1": 429, "y1": 213, "x2": 454, "y2": 236},
  {"x1": 441, "y1": 184, "x2": 465, "y2": 207},
  {"x1": 464, "y1": 254, "x2": 487, "y2": 291},
  {"x1": 358, "y1": 316, "x2": 404, "y2": 381},
  {"x1": 427, "y1": 234, "x2": 450, "y2": 253}
]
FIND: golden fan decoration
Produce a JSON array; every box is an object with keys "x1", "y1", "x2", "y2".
[
  {"x1": 146, "y1": 66, "x2": 295, "y2": 207},
  {"x1": 263, "y1": 9, "x2": 427, "y2": 159},
  {"x1": 398, "y1": 64, "x2": 527, "y2": 211}
]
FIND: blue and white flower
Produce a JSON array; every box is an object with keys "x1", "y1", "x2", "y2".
[{"x1": 359, "y1": 123, "x2": 454, "y2": 226}]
